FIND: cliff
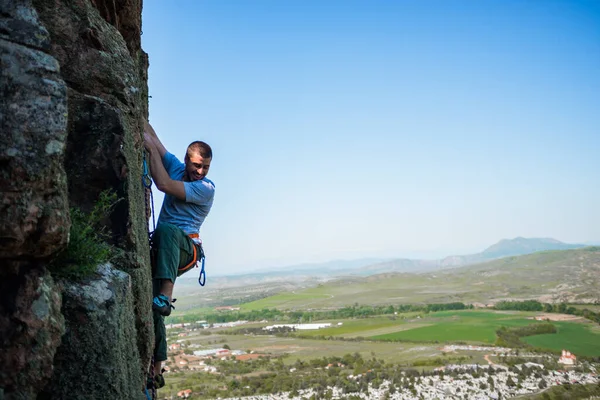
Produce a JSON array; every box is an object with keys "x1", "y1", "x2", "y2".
[{"x1": 1, "y1": 0, "x2": 153, "y2": 398}]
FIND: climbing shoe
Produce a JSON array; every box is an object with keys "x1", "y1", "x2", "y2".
[
  {"x1": 146, "y1": 373, "x2": 165, "y2": 389},
  {"x1": 154, "y1": 374, "x2": 165, "y2": 389},
  {"x1": 152, "y1": 294, "x2": 175, "y2": 317}
]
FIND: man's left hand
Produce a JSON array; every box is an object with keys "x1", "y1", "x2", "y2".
[{"x1": 144, "y1": 132, "x2": 155, "y2": 153}]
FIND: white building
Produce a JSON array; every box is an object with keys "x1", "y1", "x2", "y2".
[{"x1": 558, "y1": 349, "x2": 576, "y2": 365}]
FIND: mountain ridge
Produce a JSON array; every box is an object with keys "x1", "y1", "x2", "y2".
[
  {"x1": 239, "y1": 246, "x2": 600, "y2": 309},
  {"x1": 362, "y1": 237, "x2": 586, "y2": 274},
  {"x1": 174, "y1": 242, "x2": 597, "y2": 310},
  {"x1": 181, "y1": 237, "x2": 587, "y2": 282}
]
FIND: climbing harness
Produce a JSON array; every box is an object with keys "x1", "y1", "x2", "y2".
[{"x1": 180, "y1": 233, "x2": 206, "y2": 286}]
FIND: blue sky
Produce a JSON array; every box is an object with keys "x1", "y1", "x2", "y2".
[{"x1": 142, "y1": 1, "x2": 600, "y2": 274}]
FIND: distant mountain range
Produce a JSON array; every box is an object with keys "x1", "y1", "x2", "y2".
[
  {"x1": 174, "y1": 238, "x2": 596, "y2": 309},
  {"x1": 481, "y1": 237, "x2": 584, "y2": 258},
  {"x1": 253, "y1": 246, "x2": 600, "y2": 308},
  {"x1": 196, "y1": 237, "x2": 587, "y2": 281},
  {"x1": 359, "y1": 237, "x2": 587, "y2": 275}
]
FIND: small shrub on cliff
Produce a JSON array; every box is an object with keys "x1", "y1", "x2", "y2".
[{"x1": 50, "y1": 190, "x2": 119, "y2": 279}]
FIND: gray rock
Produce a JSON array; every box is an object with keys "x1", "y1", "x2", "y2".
[
  {"x1": 43, "y1": 264, "x2": 144, "y2": 400},
  {"x1": 33, "y1": 0, "x2": 154, "y2": 390},
  {"x1": 0, "y1": 14, "x2": 69, "y2": 261},
  {"x1": 0, "y1": 0, "x2": 50, "y2": 50},
  {"x1": 0, "y1": 269, "x2": 65, "y2": 400},
  {"x1": 0, "y1": 2, "x2": 69, "y2": 396}
]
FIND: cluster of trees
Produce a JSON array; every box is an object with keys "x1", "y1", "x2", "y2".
[
  {"x1": 166, "y1": 352, "x2": 389, "y2": 398},
  {"x1": 425, "y1": 302, "x2": 470, "y2": 312},
  {"x1": 481, "y1": 364, "x2": 551, "y2": 393},
  {"x1": 412, "y1": 356, "x2": 471, "y2": 367},
  {"x1": 230, "y1": 326, "x2": 296, "y2": 336},
  {"x1": 168, "y1": 308, "x2": 286, "y2": 324},
  {"x1": 495, "y1": 323, "x2": 557, "y2": 349},
  {"x1": 495, "y1": 300, "x2": 545, "y2": 311},
  {"x1": 493, "y1": 300, "x2": 600, "y2": 325},
  {"x1": 525, "y1": 382, "x2": 600, "y2": 400},
  {"x1": 162, "y1": 352, "x2": 563, "y2": 400}
]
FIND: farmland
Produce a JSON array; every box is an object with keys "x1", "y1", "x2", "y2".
[
  {"x1": 221, "y1": 310, "x2": 600, "y2": 359},
  {"x1": 523, "y1": 321, "x2": 600, "y2": 356},
  {"x1": 371, "y1": 311, "x2": 548, "y2": 344},
  {"x1": 160, "y1": 308, "x2": 600, "y2": 399},
  {"x1": 160, "y1": 247, "x2": 600, "y2": 398}
]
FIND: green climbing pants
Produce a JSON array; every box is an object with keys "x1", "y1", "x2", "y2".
[
  {"x1": 152, "y1": 222, "x2": 195, "y2": 284},
  {"x1": 152, "y1": 222, "x2": 195, "y2": 361}
]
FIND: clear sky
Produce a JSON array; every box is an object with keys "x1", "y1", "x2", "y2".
[{"x1": 141, "y1": 1, "x2": 600, "y2": 275}]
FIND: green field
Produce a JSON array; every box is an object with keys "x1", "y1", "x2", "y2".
[
  {"x1": 291, "y1": 310, "x2": 600, "y2": 358},
  {"x1": 295, "y1": 316, "x2": 417, "y2": 338},
  {"x1": 370, "y1": 310, "x2": 539, "y2": 343},
  {"x1": 523, "y1": 321, "x2": 600, "y2": 356},
  {"x1": 240, "y1": 290, "x2": 335, "y2": 310}
]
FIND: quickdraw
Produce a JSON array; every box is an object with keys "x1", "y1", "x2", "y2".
[
  {"x1": 142, "y1": 153, "x2": 156, "y2": 234},
  {"x1": 198, "y1": 255, "x2": 206, "y2": 286}
]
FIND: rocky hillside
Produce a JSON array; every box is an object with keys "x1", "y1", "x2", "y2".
[
  {"x1": 1, "y1": 0, "x2": 152, "y2": 398},
  {"x1": 360, "y1": 237, "x2": 586, "y2": 273},
  {"x1": 237, "y1": 247, "x2": 600, "y2": 310},
  {"x1": 480, "y1": 237, "x2": 584, "y2": 258}
]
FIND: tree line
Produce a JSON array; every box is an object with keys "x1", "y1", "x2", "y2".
[
  {"x1": 167, "y1": 299, "x2": 600, "y2": 330},
  {"x1": 168, "y1": 302, "x2": 471, "y2": 324},
  {"x1": 493, "y1": 300, "x2": 600, "y2": 324}
]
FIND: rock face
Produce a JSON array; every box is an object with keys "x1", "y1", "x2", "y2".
[
  {"x1": 0, "y1": 0, "x2": 153, "y2": 398},
  {"x1": 0, "y1": 0, "x2": 69, "y2": 397},
  {"x1": 41, "y1": 264, "x2": 144, "y2": 400},
  {"x1": 0, "y1": 0, "x2": 70, "y2": 268},
  {"x1": 0, "y1": 269, "x2": 65, "y2": 400}
]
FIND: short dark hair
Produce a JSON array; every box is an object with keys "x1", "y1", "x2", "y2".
[{"x1": 187, "y1": 141, "x2": 212, "y2": 159}]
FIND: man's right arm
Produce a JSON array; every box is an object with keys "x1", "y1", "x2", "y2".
[{"x1": 144, "y1": 120, "x2": 168, "y2": 159}]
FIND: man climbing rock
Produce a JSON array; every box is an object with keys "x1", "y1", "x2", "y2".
[{"x1": 143, "y1": 120, "x2": 215, "y2": 384}]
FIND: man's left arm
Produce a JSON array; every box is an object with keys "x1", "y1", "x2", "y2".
[
  {"x1": 144, "y1": 120, "x2": 168, "y2": 159},
  {"x1": 144, "y1": 133, "x2": 186, "y2": 200}
]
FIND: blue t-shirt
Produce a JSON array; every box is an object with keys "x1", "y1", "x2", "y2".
[{"x1": 157, "y1": 152, "x2": 215, "y2": 235}]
